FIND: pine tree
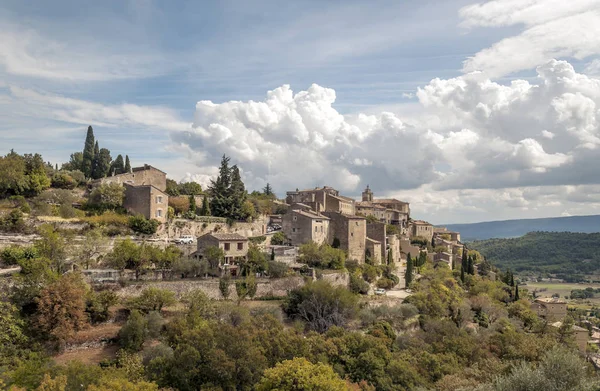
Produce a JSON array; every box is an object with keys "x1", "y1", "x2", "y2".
[
  {"x1": 209, "y1": 155, "x2": 232, "y2": 218},
  {"x1": 200, "y1": 196, "x2": 210, "y2": 216},
  {"x1": 405, "y1": 253, "x2": 413, "y2": 287},
  {"x1": 111, "y1": 155, "x2": 125, "y2": 175},
  {"x1": 263, "y1": 183, "x2": 273, "y2": 196},
  {"x1": 124, "y1": 155, "x2": 131, "y2": 173},
  {"x1": 189, "y1": 195, "x2": 197, "y2": 215},
  {"x1": 82, "y1": 126, "x2": 95, "y2": 178},
  {"x1": 515, "y1": 284, "x2": 520, "y2": 301}
]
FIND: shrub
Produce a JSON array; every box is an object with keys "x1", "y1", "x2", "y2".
[
  {"x1": 249, "y1": 235, "x2": 266, "y2": 244},
  {"x1": 271, "y1": 231, "x2": 287, "y2": 245},
  {"x1": 349, "y1": 272, "x2": 370, "y2": 295},
  {"x1": 126, "y1": 287, "x2": 176, "y2": 313},
  {"x1": 84, "y1": 211, "x2": 129, "y2": 227},
  {"x1": 268, "y1": 261, "x2": 289, "y2": 278},
  {"x1": 118, "y1": 310, "x2": 148, "y2": 351},
  {"x1": 129, "y1": 215, "x2": 160, "y2": 235},
  {"x1": 376, "y1": 278, "x2": 395, "y2": 289}
]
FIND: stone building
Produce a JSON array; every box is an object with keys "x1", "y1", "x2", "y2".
[
  {"x1": 282, "y1": 205, "x2": 330, "y2": 246},
  {"x1": 432, "y1": 252, "x2": 453, "y2": 268},
  {"x1": 410, "y1": 220, "x2": 434, "y2": 242},
  {"x1": 399, "y1": 237, "x2": 422, "y2": 260},
  {"x1": 286, "y1": 186, "x2": 355, "y2": 215},
  {"x1": 93, "y1": 164, "x2": 169, "y2": 223},
  {"x1": 193, "y1": 233, "x2": 249, "y2": 276},
  {"x1": 433, "y1": 227, "x2": 461, "y2": 242},
  {"x1": 551, "y1": 322, "x2": 588, "y2": 352},
  {"x1": 356, "y1": 186, "x2": 410, "y2": 227},
  {"x1": 367, "y1": 222, "x2": 387, "y2": 262},
  {"x1": 323, "y1": 212, "x2": 367, "y2": 262},
  {"x1": 530, "y1": 298, "x2": 568, "y2": 321},
  {"x1": 387, "y1": 234, "x2": 401, "y2": 264},
  {"x1": 365, "y1": 238, "x2": 382, "y2": 265}
]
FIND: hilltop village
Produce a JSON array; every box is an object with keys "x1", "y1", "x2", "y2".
[{"x1": 3, "y1": 135, "x2": 600, "y2": 390}]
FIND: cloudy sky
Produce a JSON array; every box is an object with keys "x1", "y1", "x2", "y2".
[{"x1": 2, "y1": 0, "x2": 600, "y2": 224}]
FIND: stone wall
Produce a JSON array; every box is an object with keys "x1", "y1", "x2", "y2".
[
  {"x1": 124, "y1": 185, "x2": 151, "y2": 219},
  {"x1": 367, "y1": 222, "x2": 387, "y2": 260},
  {"x1": 115, "y1": 276, "x2": 305, "y2": 300},
  {"x1": 167, "y1": 216, "x2": 267, "y2": 239},
  {"x1": 325, "y1": 212, "x2": 367, "y2": 263},
  {"x1": 98, "y1": 166, "x2": 167, "y2": 191},
  {"x1": 320, "y1": 270, "x2": 349, "y2": 287}
]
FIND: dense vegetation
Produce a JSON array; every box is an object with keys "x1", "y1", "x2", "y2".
[{"x1": 469, "y1": 231, "x2": 600, "y2": 279}]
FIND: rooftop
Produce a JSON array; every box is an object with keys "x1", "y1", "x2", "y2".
[
  {"x1": 132, "y1": 164, "x2": 166, "y2": 174},
  {"x1": 372, "y1": 198, "x2": 409, "y2": 205},
  {"x1": 412, "y1": 220, "x2": 432, "y2": 225},
  {"x1": 293, "y1": 209, "x2": 330, "y2": 220},
  {"x1": 204, "y1": 233, "x2": 248, "y2": 241}
]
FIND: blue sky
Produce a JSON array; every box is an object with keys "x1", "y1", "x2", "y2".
[{"x1": 2, "y1": 0, "x2": 600, "y2": 223}]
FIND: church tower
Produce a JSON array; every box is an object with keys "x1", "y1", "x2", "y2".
[{"x1": 362, "y1": 185, "x2": 373, "y2": 202}]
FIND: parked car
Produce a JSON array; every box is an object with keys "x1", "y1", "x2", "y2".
[
  {"x1": 175, "y1": 235, "x2": 195, "y2": 244},
  {"x1": 375, "y1": 288, "x2": 386, "y2": 295}
]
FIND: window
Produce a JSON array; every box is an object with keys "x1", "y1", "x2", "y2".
[
  {"x1": 293, "y1": 216, "x2": 297, "y2": 221},
  {"x1": 315, "y1": 226, "x2": 318, "y2": 233},
  {"x1": 237, "y1": 242, "x2": 243, "y2": 250},
  {"x1": 156, "y1": 196, "x2": 163, "y2": 204},
  {"x1": 292, "y1": 228, "x2": 296, "y2": 233},
  {"x1": 224, "y1": 243, "x2": 230, "y2": 251},
  {"x1": 156, "y1": 209, "x2": 162, "y2": 218}
]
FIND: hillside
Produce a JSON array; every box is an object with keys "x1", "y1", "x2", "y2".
[
  {"x1": 469, "y1": 231, "x2": 600, "y2": 279},
  {"x1": 444, "y1": 214, "x2": 600, "y2": 241}
]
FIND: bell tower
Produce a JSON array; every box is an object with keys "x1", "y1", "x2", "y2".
[{"x1": 362, "y1": 185, "x2": 373, "y2": 202}]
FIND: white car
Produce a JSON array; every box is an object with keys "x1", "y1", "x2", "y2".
[
  {"x1": 375, "y1": 288, "x2": 386, "y2": 295},
  {"x1": 175, "y1": 235, "x2": 195, "y2": 244}
]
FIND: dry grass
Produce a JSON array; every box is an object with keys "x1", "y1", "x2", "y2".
[
  {"x1": 37, "y1": 216, "x2": 82, "y2": 223},
  {"x1": 66, "y1": 323, "x2": 122, "y2": 345},
  {"x1": 54, "y1": 345, "x2": 119, "y2": 365},
  {"x1": 83, "y1": 212, "x2": 129, "y2": 226}
]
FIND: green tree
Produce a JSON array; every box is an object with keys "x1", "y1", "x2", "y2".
[
  {"x1": 0, "y1": 301, "x2": 28, "y2": 365},
  {"x1": 88, "y1": 183, "x2": 125, "y2": 211},
  {"x1": 111, "y1": 154, "x2": 125, "y2": 175},
  {"x1": 82, "y1": 126, "x2": 95, "y2": 178},
  {"x1": 199, "y1": 196, "x2": 210, "y2": 216},
  {"x1": 77, "y1": 228, "x2": 108, "y2": 269},
  {"x1": 124, "y1": 155, "x2": 131, "y2": 173},
  {"x1": 106, "y1": 239, "x2": 143, "y2": 277},
  {"x1": 514, "y1": 283, "x2": 520, "y2": 301},
  {"x1": 219, "y1": 276, "x2": 231, "y2": 299},
  {"x1": 405, "y1": 253, "x2": 413, "y2": 287},
  {"x1": 387, "y1": 248, "x2": 393, "y2": 265},
  {"x1": 256, "y1": 357, "x2": 347, "y2": 391},
  {"x1": 204, "y1": 246, "x2": 224, "y2": 270},
  {"x1": 271, "y1": 247, "x2": 275, "y2": 261},
  {"x1": 34, "y1": 224, "x2": 69, "y2": 273},
  {"x1": 467, "y1": 257, "x2": 475, "y2": 275},
  {"x1": 271, "y1": 231, "x2": 287, "y2": 245},
  {"x1": 96, "y1": 148, "x2": 112, "y2": 179},
  {"x1": 230, "y1": 165, "x2": 246, "y2": 220},
  {"x1": 263, "y1": 183, "x2": 274, "y2": 197},
  {"x1": 126, "y1": 287, "x2": 176, "y2": 313},
  {"x1": 165, "y1": 179, "x2": 180, "y2": 196},
  {"x1": 119, "y1": 310, "x2": 148, "y2": 351},
  {"x1": 209, "y1": 155, "x2": 232, "y2": 218},
  {"x1": 91, "y1": 141, "x2": 100, "y2": 179},
  {"x1": 188, "y1": 195, "x2": 196, "y2": 215},
  {"x1": 179, "y1": 181, "x2": 202, "y2": 195},
  {"x1": 63, "y1": 152, "x2": 83, "y2": 172}
]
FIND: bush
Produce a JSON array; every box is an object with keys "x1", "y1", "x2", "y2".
[
  {"x1": 51, "y1": 172, "x2": 77, "y2": 189},
  {"x1": 128, "y1": 215, "x2": 160, "y2": 235},
  {"x1": 118, "y1": 310, "x2": 147, "y2": 351},
  {"x1": 126, "y1": 288, "x2": 176, "y2": 313},
  {"x1": 249, "y1": 235, "x2": 266, "y2": 244},
  {"x1": 268, "y1": 261, "x2": 289, "y2": 278},
  {"x1": 349, "y1": 272, "x2": 370, "y2": 295},
  {"x1": 271, "y1": 231, "x2": 287, "y2": 245},
  {"x1": 376, "y1": 278, "x2": 395, "y2": 289},
  {"x1": 1, "y1": 209, "x2": 26, "y2": 232},
  {"x1": 84, "y1": 211, "x2": 129, "y2": 227}
]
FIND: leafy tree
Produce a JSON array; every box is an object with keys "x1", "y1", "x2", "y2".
[
  {"x1": 467, "y1": 257, "x2": 475, "y2": 275},
  {"x1": 88, "y1": 183, "x2": 125, "y2": 211},
  {"x1": 1, "y1": 209, "x2": 26, "y2": 232},
  {"x1": 199, "y1": 196, "x2": 210, "y2": 216},
  {"x1": 77, "y1": 228, "x2": 108, "y2": 269},
  {"x1": 124, "y1": 155, "x2": 131, "y2": 173},
  {"x1": 0, "y1": 301, "x2": 28, "y2": 365},
  {"x1": 256, "y1": 357, "x2": 347, "y2": 391},
  {"x1": 405, "y1": 253, "x2": 413, "y2": 286},
  {"x1": 283, "y1": 280, "x2": 359, "y2": 332},
  {"x1": 387, "y1": 248, "x2": 393, "y2": 265},
  {"x1": 119, "y1": 310, "x2": 148, "y2": 351},
  {"x1": 106, "y1": 239, "x2": 147, "y2": 279},
  {"x1": 86, "y1": 290, "x2": 119, "y2": 323},
  {"x1": 235, "y1": 275, "x2": 257, "y2": 303},
  {"x1": 179, "y1": 181, "x2": 202, "y2": 195},
  {"x1": 204, "y1": 246, "x2": 225, "y2": 270},
  {"x1": 95, "y1": 148, "x2": 112, "y2": 179},
  {"x1": 219, "y1": 276, "x2": 231, "y2": 299},
  {"x1": 34, "y1": 224, "x2": 69, "y2": 273},
  {"x1": 63, "y1": 152, "x2": 83, "y2": 172},
  {"x1": 271, "y1": 231, "x2": 287, "y2": 245},
  {"x1": 268, "y1": 261, "x2": 288, "y2": 278},
  {"x1": 244, "y1": 244, "x2": 268, "y2": 275},
  {"x1": 35, "y1": 273, "x2": 88, "y2": 346},
  {"x1": 82, "y1": 126, "x2": 95, "y2": 178},
  {"x1": 128, "y1": 215, "x2": 159, "y2": 234},
  {"x1": 165, "y1": 179, "x2": 180, "y2": 196},
  {"x1": 127, "y1": 287, "x2": 176, "y2": 313}
]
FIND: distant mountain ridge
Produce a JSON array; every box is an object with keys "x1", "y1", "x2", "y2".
[{"x1": 443, "y1": 214, "x2": 600, "y2": 241}]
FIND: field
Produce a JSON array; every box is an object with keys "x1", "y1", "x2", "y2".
[{"x1": 523, "y1": 281, "x2": 600, "y2": 303}]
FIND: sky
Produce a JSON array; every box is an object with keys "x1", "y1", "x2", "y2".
[{"x1": 1, "y1": 0, "x2": 600, "y2": 224}]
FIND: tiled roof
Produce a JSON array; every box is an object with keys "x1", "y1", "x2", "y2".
[{"x1": 209, "y1": 233, "x2": 248, "y2": 241}]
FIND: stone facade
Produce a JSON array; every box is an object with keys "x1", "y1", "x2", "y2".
[
  {"x1": 124, "y1": 184, "x2": 168, "y2": 223},
  {"x1": 194, "y1": 233, "x2": 249, "y2": 275},
  {"x1": 399, "y1": 237, "x2": 422, "y2": 260},
  {"x1": 357, "y1": 186, "x2": 410, "y2": 227},
  {"x1": 282, "y1": 207, "x2": 330, "y2": 246},
  {"x1": 387, "y1": 234, "x2": 401, "y2": 264},
  {"x1": 365, "y1": 238, "x2": 382, "y2": 265},
  {"x1": 286, "y1": 186, "x2": 355, "y2": 215},
  {"x1": 433, "y1": 252, "x2": 453, "y2": 268},
  {"x1": 531, "y1": 298, "x2": 568, "y2": 321},
  {"x1": 324, "y1": 212, "x2": 367, "y2": 263},
  {"x1": 97, "y1": 164, "x2": 167, "y2": 191},
  {"x1": 366, "y1": 222, "x2": 387, "y2": 261},
  {"x1": 410, "y1": 220, "x2": 434, "y2": 242}
]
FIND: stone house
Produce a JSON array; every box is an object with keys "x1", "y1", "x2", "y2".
[
  {"x1": 357, "y1": 185, "x2": 410, "y2": 227},
  {"x1": 365, "y1": 238, "x2": 382, "y2": 265},
  {"x1": 323, "y1": 212, "x2": 367, "y2": 262},
  {"x1": 531, "y1": 298, "x2": 568, "y2": 321},
  {"x1": 387, "y1": 234, "x2": 401, "y2": 264},
  {"x1": 193, "y1": 233, "x2": 249, "y2": 276},
  {"x1": 551, "y1": 322, "x2": 588, "y2": 352},
  {"x1": 367, "y1": 222, "x2": 387, "y2": 262},
  {"x1": 433, "y1": 252, "x2": 453, "y2": 268},
  {"x1": 93, "y1": 164, "x2": 169, "y2": 223},
  {"x1": 399, "y1": 237, "x2": 422, "y2": 260},
  {"x1": 282, "y1": 206, "x2": 330, "y2": 246},
  {"x1": 286, "y1": 186, "x2": 355, "y2": 215},
  {"x1": 410, "y1": 220, "x2": 434, "y2": 242},
  {"x1": 433, "y1": 227, "x2": 461, "y2": 242}
]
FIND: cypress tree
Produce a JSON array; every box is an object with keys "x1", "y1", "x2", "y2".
[
  {"x1": 405, "y1": 253, "x2": 413, "y2": 287},
  {"x1": 230, "y1": 165, "x2": 246, "y2": 219},
  {"x1": 515, "y1": 284, "x2": 520, "y2": 301},
  {"x1": 200, "y1": 196, "x2": 210, "y2": 216},
  {"x1": 82, "y1": 126, "x2": 95, "y2": 178},
  {"x1": 209, "y1": 155, "x2": 232, "y2": 218},
  {"x1": 461, "y1": 266, "x2": 465, "y2": 283},
  {"x1": 91, "y1": 141, "x2": 101, "y2": 179},
  {"x1": 387, "y1": 248, "x2": 393, "y2": 265},
  {"x1": 189, "y1": 195, "x2": 197, "y2": 215},
  {"x1": 124, "y1": 155, "x2": 131, "y2": 173},
  {"x1": 97, "y1": 148, "x2": 112, "y2": 178},
  {"x1": 510, "y1": 272, "x2": 515, "y2": 287},
  {"x1": 462, "y1": 249, "x2": 468, "y2": 272},
  {"x1": 263, "y1": 183, "x2": 273, "y2": 196},
  {"x1": 271, "y1": 248, "x2": 275, "y2": 261},
  {"x1": 468, "y1": 257, "x2": 475, "y2": 275}
]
